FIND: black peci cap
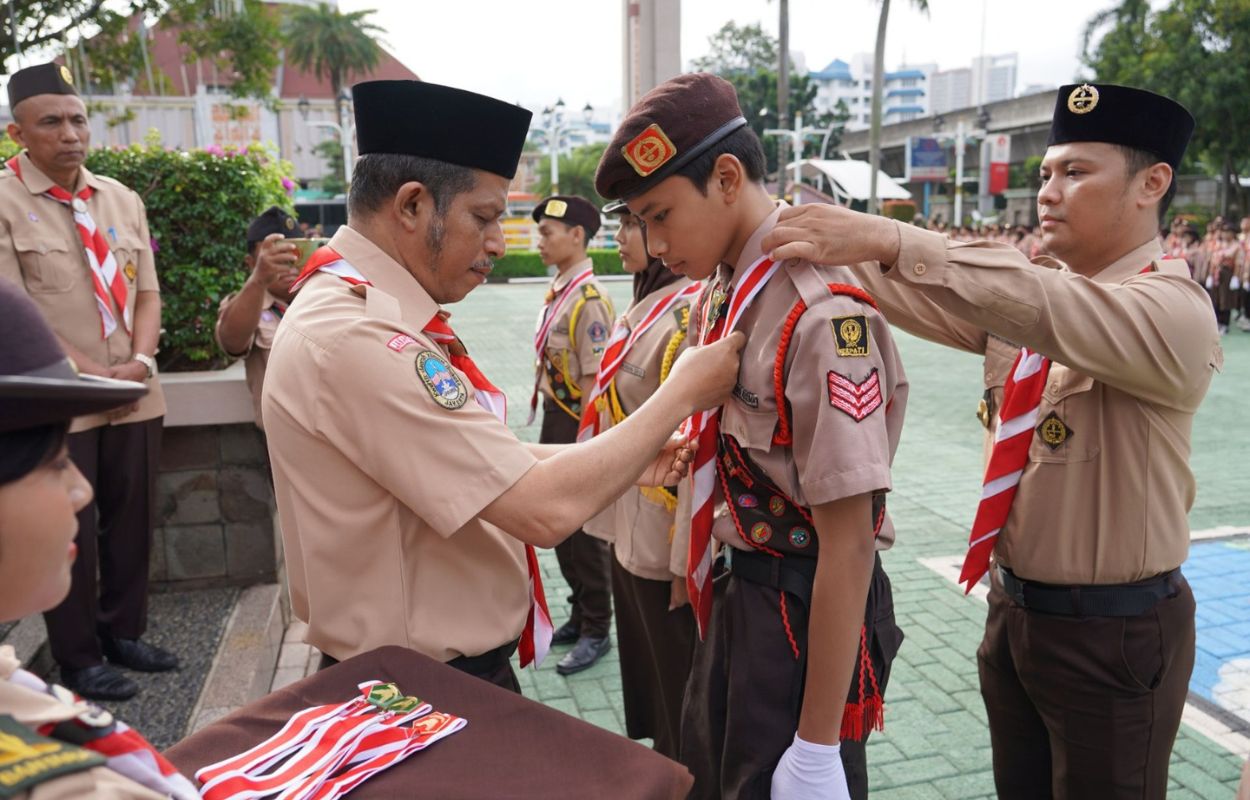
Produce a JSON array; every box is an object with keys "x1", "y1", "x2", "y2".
[
  {"x1": 532, "y1": 195, "x2": 602, "y2": 238},
  {"x1": 1048, "y1": 83, "x2": 1194, "y2": 169},
  {"x1": 247, "y1": 206, "x2": 300, "y2": 244},
  {"x1": 352, "y1": 81, "x2": 533, "y2": 180},
  {"x1": 6, "y1": 62, "x2": 78, "y2": 110},
  {"x1": 0, "y1": 281, "x2": 145, "y2": 433}
]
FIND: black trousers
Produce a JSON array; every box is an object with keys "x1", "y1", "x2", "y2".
[
  {"x1": 978, "y1": 569, "x2": 1195, "y2": 799},
  {"x1": 318, "y1": 640, "x2": 522, "y2": 694},
  {"x1": 540, "y1": 400, "x2": 612, "y2": 638},
  {"x1": 681, "y1": 553, "x2": 902, "y2": 800},
  {"x1": 45, "y1": 417, "x2": 162, "y2": 670}
]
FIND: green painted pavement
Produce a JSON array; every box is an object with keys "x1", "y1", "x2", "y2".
[{"x1": 448, "y1": 280, "x2": 1248, "y2": 796}]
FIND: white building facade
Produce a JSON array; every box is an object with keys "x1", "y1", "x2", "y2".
[{"x1": 809, "y1": 53, "x2": 935, "y2": 131}]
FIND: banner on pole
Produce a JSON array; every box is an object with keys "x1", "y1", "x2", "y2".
[
  {"x1": 906, "y1": 137, "x2": 948, "y2": 183},
  {"x1": 988, "y1": 134, "x2": 1011, "y2": 195}
]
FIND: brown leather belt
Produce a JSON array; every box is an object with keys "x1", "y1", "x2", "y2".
[{"x1": 997, "y1": 565, "x2": 1182, "y2": 617}]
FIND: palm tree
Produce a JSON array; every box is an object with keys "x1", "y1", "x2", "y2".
[
  {"x1": 284, "y1": 3, "x2": 385, "y2": 123},
  {"x1": 867, "y1": 0, "x2": 929, "y2": 214}
]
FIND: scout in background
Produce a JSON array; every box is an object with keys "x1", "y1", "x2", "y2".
[
  {"x1": 0, "y1": 63, "x2": 175, "y2": 703},
  {"x1": 580, "y1": 201, "x2": 701, "y2": 759},
  {"x1": 1212, "y1": 221, "x2": 1244, "y2": 334},
  {"x1": 529, "y1": 195, "x2": 618, "y2": 676},
  {"x1": 597, "y1": 73, "x2": 909, "y2": 800},
  {"x1": 763, "y1": 83, "x2": 1219, "y2": 800},
  {"x1": 214, "y1": 205, "x2": 303, "y2": 430},
  {"x1": 0, "y1": 280, "x2": 199, "y2": 799}
]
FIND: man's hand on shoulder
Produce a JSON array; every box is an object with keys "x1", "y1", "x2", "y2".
[{"x1": 762, "y1": 204, "x2": 902, "y2": 268}]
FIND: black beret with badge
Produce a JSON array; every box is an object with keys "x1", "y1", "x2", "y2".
[
  {"x1": 1048, "y1": 83, "x2": 1195, "y2": 169},
  {"x1": 6, "y1": 62, "x2": 78, "y2": 109},
  {"x1": 532, "y1": 195, "x2": 602, "y2": 238},
  {"x1": 0, "y1": 280, "x2": 145, "y2": 434},
  {"x1": 247, "y1": 205, "x2": 300, "y2": 244},
  {"x1": 351, "y1": 80, "x2": 533, "y2": 179},
  {"x1": 595, "y1": 72, "x2": 748, "y2": 201}
]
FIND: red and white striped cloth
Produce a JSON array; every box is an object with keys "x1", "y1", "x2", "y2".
[
  {"x1": 6, "y1": 156, "x2": 130, "y2": 338},
  {"x1": 957, "y1": 347, "x2": 1050, "y2": 593},
  {"x1": 527, "y1": 265, "x2": 597, "y2": 424},
  {"x1": 292, "y1": 246, "x2": 552, "y2": 668},
  {"x1": 686, "y1": 255, "x2": 780, "y2": 637},
  {"x1": 575, "y1": 281, "x2": 703, "y2": 442}
]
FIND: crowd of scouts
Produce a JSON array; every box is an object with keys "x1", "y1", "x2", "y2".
[
  {"x1": 0, "y1": 55, "x2": 1246, "y2": 800},
  {"x1": 1163, "y1": 214, "x2": 1250, "y2": 334}
]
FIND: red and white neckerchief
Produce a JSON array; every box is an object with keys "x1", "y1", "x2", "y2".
[
  {"x1": 576, "y1": 281, "x2": 703, "y2": 443},
  {"x1": 6, "y1": 156, "x2": 129, "y2": 338},
  {"x1": 686, "y1": 255, "x2": 780, "y2": 637},
  {"x1": 959, "y1": 262, "x2": 1158, "y2": 592},
  {"x1": 6, "y1": 666, "x2": 199, "y2": 800},
  {"x1": 527, "y1": 265, "x2": 596, "y2": 424},
  {"x1": 291, "y1": 246, "x2": 553, "y2": 668}
]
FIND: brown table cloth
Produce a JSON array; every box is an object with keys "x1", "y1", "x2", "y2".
[{"x1": 165, "y1": 645, "x2": 693, "y2": 799}]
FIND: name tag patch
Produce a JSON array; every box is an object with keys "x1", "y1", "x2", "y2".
[
  {"x1": 0, "y1": 714, "x2": 105, "y2": 796},
  {"x1": 828, "y1": 368, "x2": 883, "y2": 421},
  {"x1": 416, "y1": 350, "x2": 467, "y2": 410},
  {"x1": 732, "y1": 383, "x2": 759, "y2": 409},
  {"x1": 387, "y1": 334, "x2": 417, "y2": 353},
  {"x1": 831, "y1": 315, "x2": 870, "y2": 357},
  {"x1": 620, "y1": 362, "x2": 646, "y2": 379}
]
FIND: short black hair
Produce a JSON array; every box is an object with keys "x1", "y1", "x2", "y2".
[
  {"x1": 0, "y1": 422, "x2": 69, "y2": 487},
  {"x1": 674, "y1": 126, "x2": 767, "y2": 196},
  {"x1": 1116, "y1": 145, "x2": 1177, "y2": 223},
  {"x1": 348, "y1": 154, "x2": 477, "y2": 219}
]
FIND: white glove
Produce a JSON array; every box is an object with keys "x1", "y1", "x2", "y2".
[
  {"x1": 771, "y1": 734, "x2": 851, "y2": 800},
  {"x1": 1233, "y1": 276, "x2": 1243, "y2": 291}
]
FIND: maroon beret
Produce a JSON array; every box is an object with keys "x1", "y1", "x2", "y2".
[
  {"x1": 532, "y1": 195, "x2": 602, "y2": 237},
  {"x1": 595, "y1": 73, "x2": 747, "y2": 201}
]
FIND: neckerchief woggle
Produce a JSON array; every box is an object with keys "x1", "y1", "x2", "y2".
[
  {"x1": 576, "y1": 281, "x2": 702, "y2": 443},
  {"x1": 686, "y1": 254, "x2": 780, "y2": 638},
  {"x1": 291, "y1": 246, "x2": 552, "y2": 668},
  {"x1": 527, "y1": 265, "x2": 596, "y2": 424}
]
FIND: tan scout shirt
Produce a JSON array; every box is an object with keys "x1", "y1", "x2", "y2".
[
  {"x1": 214, "y1": 290, "x2": 285, "y2": 430},
  {"x1": 583, "y1": 280, "x2": 695, "y2": 580},
  {"x1": 536, "y1": 259, "x2": 615, "y2": 414},
  {"x1": 690, "y1": 206, "x2": 909, "y2": 555},
  {"x1": 0, "y1": 646, "x2": 163, "y2": 800},
  {"x1": 0, "y1": 152, "x2": 164, "y2": 433},
  {"x1": 262, "y1": 226, "x2": 538, "y2": 663},
  {"x1": 861, "y1": 226, "x2": 1220, "y2": 585}
]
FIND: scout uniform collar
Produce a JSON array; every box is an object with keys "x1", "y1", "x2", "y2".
[
  {"x1": 7, "y1": 151, "x2": 101, "y2": 195},
  {"x1": 552, "y1": 257, "x2": 594, "y2": 291},
  {"x1": 1085, "y1": 238, "x2": 1167, "y2": 285},
  {"x1": 324, "y1": 225, "x2": 438, "y2": 331}
]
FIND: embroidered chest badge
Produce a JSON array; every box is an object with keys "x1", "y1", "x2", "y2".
[
  {"x1": 832, "y1": 315, "x2": 870, "y2": 357},
  {"x1": 416, "y1": 350, "x2": 467, "y2": 410},
  {"x1": 828, "y1": 368, "x2": 883, "y2": 421},
  {"x1": 1036, "y1": 411, "x2": 1072, "y2": 450}
]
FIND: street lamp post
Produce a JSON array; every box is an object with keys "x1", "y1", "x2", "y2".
[
  {"x1": 297, "y1": 89, "x2": 354, "y2": 195},
  {"x1": 535, "y1": 99, "x2": 595, "y2": 197},
  {"x1": 764, "y1": 111, "x2": 823, "y2": 206}
]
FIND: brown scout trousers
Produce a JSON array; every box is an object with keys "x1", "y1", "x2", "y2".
[
  {"x1": 45, "y1": 417, "x2": 163, "y2": 670},
  {"x1": 681, "y1": 553, "x2": 903, "y2": 800},
  {"x1": 539, "y1": 399, "x2": 613, "y2": 639},
  {"x1": 978, "y1": 569, "x2": 1196, "y2": 799}
]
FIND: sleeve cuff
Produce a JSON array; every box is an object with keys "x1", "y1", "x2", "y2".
[
  {"x1": 885, "y1": 222, "x2": 952, "y2": 288},
  {"x1": 801, "y1": 464, "x2": 892, "y2": 508}
]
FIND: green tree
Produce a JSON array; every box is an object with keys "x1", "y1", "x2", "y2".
[
  {"x1": 868, "y1": 0, "x2": 930, "y2": 214},
  {"x1": 691, "y1": 21, "x2": 827, "y2": 177},
  {"x1": 283, "y1": 2, "x2": 385, "y2": 123},
  {"x1": 313, "y1": 139, "x2": 345, "y2": 196},
  {"x1": 533, "y1": 143, "x2": 608, "y2": 204},
  {"x1": 1082, "y1": 0, "x2": 1250, "y2": 214}
]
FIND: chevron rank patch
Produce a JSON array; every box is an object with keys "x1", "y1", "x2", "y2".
[{"x1": 828, "y1": 368, "x2": 883, "y2": 421}]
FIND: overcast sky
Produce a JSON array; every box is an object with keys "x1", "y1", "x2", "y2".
[{"x1": 339, "y1": 0, "x2": 1139, "y2": 119}]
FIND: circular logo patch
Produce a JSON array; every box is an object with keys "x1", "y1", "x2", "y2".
[
  {"x1": 789, "y1": 527, "x2": 811, "y2": 548},
  {"x1": 839, "y1": 317, "x2": 863, "y2": 346},
  {"x1": 750, "y1": 522, "x2": 772, "y2": 545},
  {"x1": 769, "y1": 496, "x2": 786, "y2": 517},
  {"x1": 415, "y1": 350, "x2": 467, "y2": 410},
  {"x1": 59, "y1": 65, "x2": 74, "y2": 85},
  {"x1": 1067, "y1": 84, "x2": 1099, "y2": 115},
  {"x1": 737, "y1": 494, "x2": 759, "y2": 509}
]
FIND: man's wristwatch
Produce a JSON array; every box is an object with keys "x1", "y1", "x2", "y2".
[{"x1": 132, "y1": 352, "x2": 156, "y2": 380}]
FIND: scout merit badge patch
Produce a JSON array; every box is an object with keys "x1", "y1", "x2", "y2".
[
  {"x1": 832, "y1": 315, "x2": 870, "y2": 357},
  {"x1": 828, "y1": 368, "x2": 883, "y2": 422},
  {"x1": 1036, "y1": 410, "x2": 1072, "y2": 450},
  {"x1": 622, "y1": 123, "x2": 677, "y2": 177},
  {"x1": 415, "y1": 350, "x2": 468, "y2": 410},
  {"x1": 0, "y1": 714, "x2": 105, "y2": 796}
]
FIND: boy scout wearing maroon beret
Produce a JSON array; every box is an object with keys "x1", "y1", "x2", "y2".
[
  {"x1": 0, "y1": 62, "x2": 176, "y2": 703},
  {"x1": 597, "y1": 72, "x2": 908, "y2": 800},
  {"x1": 530, "y1": 194, "x2": 618, "y2": 675},
  {"x1": 763, "y1": 83, "x2": 1221, "y2": 799}
]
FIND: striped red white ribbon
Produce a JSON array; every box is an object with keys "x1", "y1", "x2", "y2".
[{"x1": 527, "y1": 266, "x2": 596, "y2": 424}]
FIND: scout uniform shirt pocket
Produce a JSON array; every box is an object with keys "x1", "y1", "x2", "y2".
[
  {"x1": 1031, "y1": 364, "x2": 1100, "y2": 463},
  {"x1": 720, "y1": 398, "x2": 778, "y2": 451},
  {"x1": 12, "y1": 229, "x2": 75, "y2": 293}
]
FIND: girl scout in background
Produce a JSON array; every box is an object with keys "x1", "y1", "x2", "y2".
[
  {"x1": 0, "y1": 280, "x2": 198, "y2": 799},
  {"x1": 581, "y1": 202, "x2": 701, "y2": 759}
]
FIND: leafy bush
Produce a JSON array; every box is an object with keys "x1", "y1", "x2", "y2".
[
  {"x1": 489, "y1": 248, "x2": 624, "y2": 281},
  {"x1": 80, "y1": 133, "x2": 295, "y2": 370}
]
